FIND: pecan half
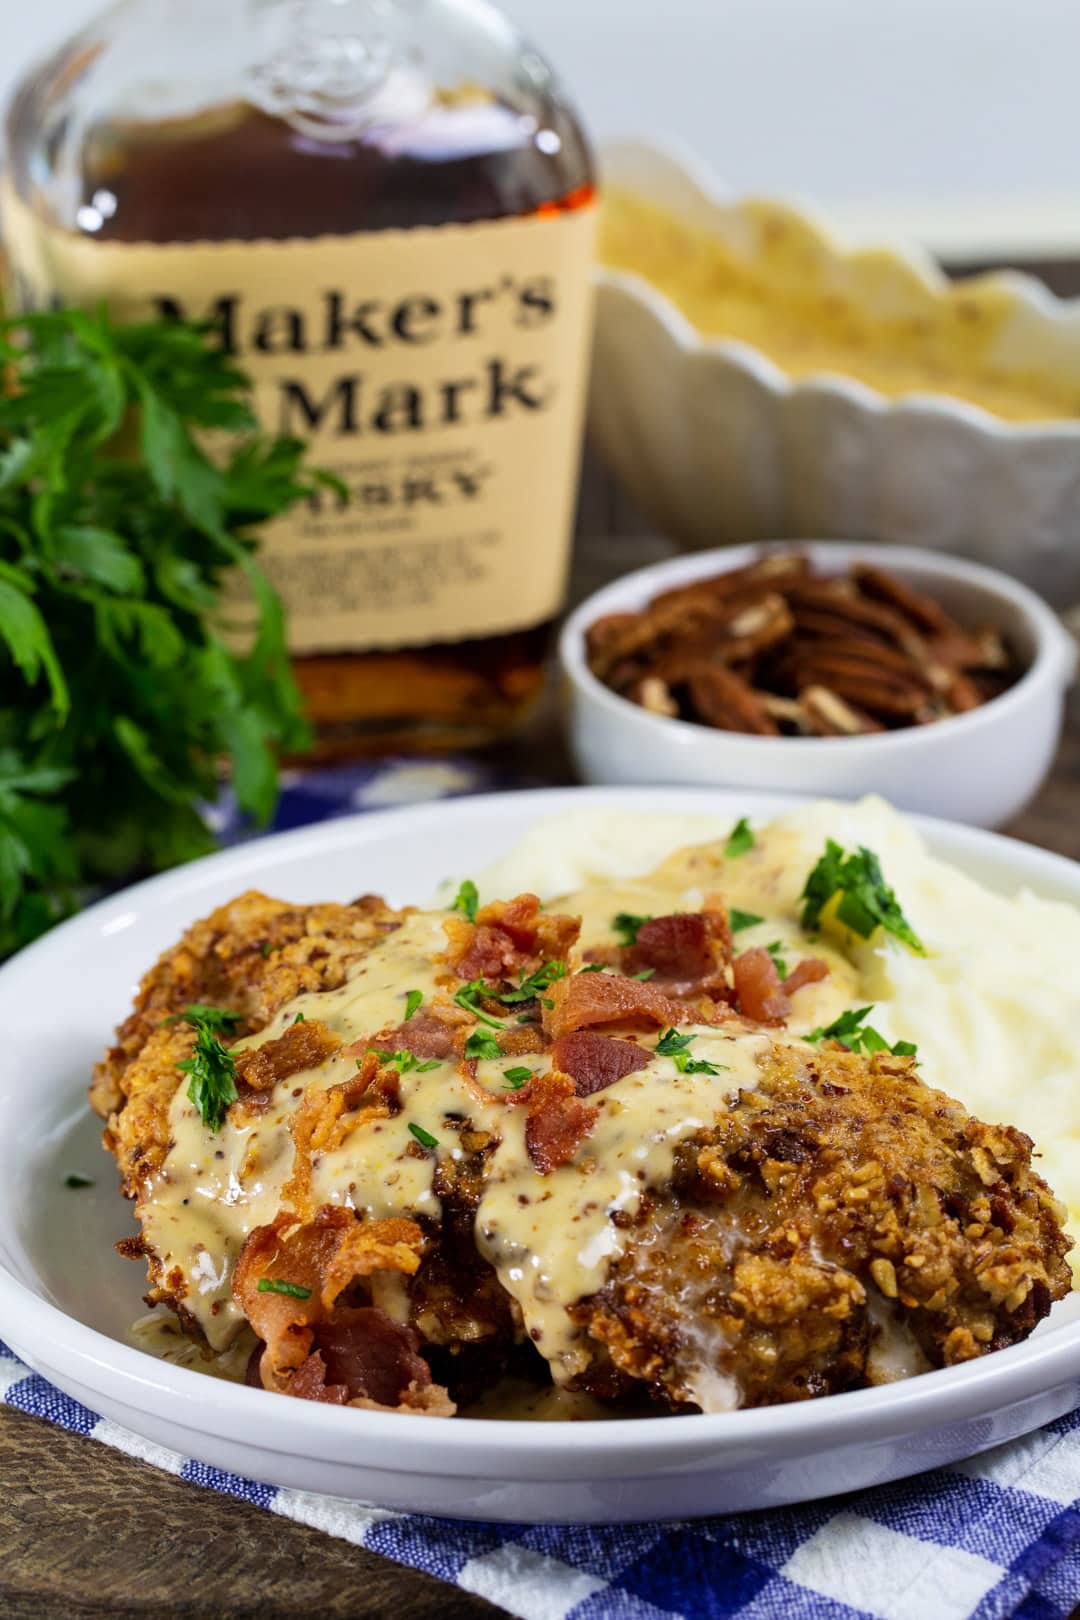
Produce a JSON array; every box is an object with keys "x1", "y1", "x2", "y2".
[{"x1": 681, "y1": 665, "x2": 779, "y2": 735}]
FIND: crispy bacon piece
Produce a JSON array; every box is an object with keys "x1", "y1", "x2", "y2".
[
  {"x1": 232, "y1": 1206, "x2": 447, "y2": 1413},
  {"x1": 374, "y1": 1012, "x2": 458, "y2": 1062},
  {"x1": 550, "y1": 1031, "x2": 648, "y2": 1097},
  {"x1": 235, "y1": 1017, "x2": 342, "y2": 1093},
  {"x1": 525, "y1": 1073, "x2": 599, "y2": 1173},
  {"x1": 444, "y1": 893, "x2": 579, "y2": 983},
  {"x1": 245, "y1": 1323, "x2": 453, "y2": 1414},
  {"x1": 733, "y1": 949, "x2": 788, "y2": 1024},
  {"x1": 622, "y1": 911, "x2": 733, "y2": 1000},
  {"x1": 783, "y1": 957, "x2": 830, "y2": 996},
  {"x1": 733, "y1": 950, "x2": 829, "y2": 1025},
  {"x1": 495, "y1": 1022, "x2": 548, "y2": 1058},
  {"x1": 292, "y1": 1308, "x2": 434, "y2": 1407},
  {"x1": 545, "y1": 970, "x2": 726, "y2": 1039}
]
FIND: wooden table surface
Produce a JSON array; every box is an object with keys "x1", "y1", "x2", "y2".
[{"x1": 6, "y1": 246, "x2": 1080, "y2": 1616}]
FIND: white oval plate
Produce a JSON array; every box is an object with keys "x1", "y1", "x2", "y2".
[{"x1": 1, "y1": 786, "x2": 1078, "y2": 1524}]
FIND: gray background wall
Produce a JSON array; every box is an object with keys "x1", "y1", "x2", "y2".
[{"x1": 4, "y1": 1, "x2": 1076, "y2": 256}]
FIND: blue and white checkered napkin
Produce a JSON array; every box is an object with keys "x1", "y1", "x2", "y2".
[
  {"x1": 8, "y1": 762, "x2": 1079, "y2": 1619},
  {"x1": 3, "y1": 1336, "x2": 1080, "y2": 1620}
]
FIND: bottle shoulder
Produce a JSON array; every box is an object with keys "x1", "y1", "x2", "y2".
[{"x1": 5, "y1": 0, "x2": 594, "y2": 240}]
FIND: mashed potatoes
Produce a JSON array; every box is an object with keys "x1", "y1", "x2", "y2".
[{"x1": 475, "y1": 797, "x2": 1080, "y2": 1248}]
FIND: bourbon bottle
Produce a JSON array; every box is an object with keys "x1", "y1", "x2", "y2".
[{"x1": 3, "y1": 0, "x2": 597, "y2": 757}]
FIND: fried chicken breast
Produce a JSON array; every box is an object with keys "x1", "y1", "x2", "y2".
[{"x1": 92, "y1": 877, "x2": 1073, "y2": 1418}]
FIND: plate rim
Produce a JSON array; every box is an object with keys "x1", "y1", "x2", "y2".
[{"x1": 2, "y1": 783, "x2": 1079, "y2": 1475}]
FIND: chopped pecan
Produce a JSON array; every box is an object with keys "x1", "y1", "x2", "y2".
[
  {"x1": 586, "y1": 550, "x2": 1021, "y2": 739},
  {"x1": 851, "y1": 564, "x2": 954, "y2": 635},
  {"x1": 634, "y1": 675, "x2": 679, "y2": 717},
  {"x1": 681, "y1": 665, "x2": 779, "y2": 734},
  {"x1": 799, "y1": 684, "x2": 885, "y2": 736}
]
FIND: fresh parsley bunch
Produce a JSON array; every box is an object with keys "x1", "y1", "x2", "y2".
[{"x1": 0, "y1": 307, "x2": 325, "y2": 958}]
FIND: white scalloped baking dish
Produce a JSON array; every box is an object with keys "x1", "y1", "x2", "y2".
[{"x1": 589, "y1": 140, "x2": 1080, "y2": 607}]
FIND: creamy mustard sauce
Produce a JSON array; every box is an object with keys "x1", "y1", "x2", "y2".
[
  {"x1": 475, "y1": 1027, "x2": 771, "y2": 1386},
  {"x1": 558, "y1": 831, "x2": 861, "y2": 1037},
  {"x1": 130, "y1": 1310, "x2": 256, "y2": 1381},
  {"x1": 141, "y1": 911, "x2": 461, "y2": 1349},
  {"x1": 600, "y1": 186, "x2": 1080, "y2": 423},
  {"x1": 140, "y1": 832, "x2": 860, "y2": 1377}
]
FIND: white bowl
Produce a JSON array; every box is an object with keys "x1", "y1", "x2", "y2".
[
  {"x1": 560, "y1": 541, "x2": 1076, "y2": 827},
  {"x1": 3, "y1": 786, "x2": 1080, "y2": 1521},
  {"x1": 590, "y1": 139, "x2": 1080, "y2": 607}
]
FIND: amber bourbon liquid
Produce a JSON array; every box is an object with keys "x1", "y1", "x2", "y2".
[{"x1": 72, "y1": 100, "x2": 596, "y2": 757}]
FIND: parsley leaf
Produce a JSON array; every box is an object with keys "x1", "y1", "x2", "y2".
[
  {"x1": 256, "y1": 1278, "x2": 312, "y2": 1300},
  {"x1": 806, "y1": 1005, "x2": 917, "y2": 1058},
  {"x1": 172, "y1": 1006, "x2": 240, "y2": 1132},
  {"x1": 0, "y1": 308, "x2": 325, "y2": 959},
  {"x1": 451, "y1": 880, "x2": 479, "y2": 923},
  {"x1": 369, "y1": 1048, "x2": 442, "y2": 1075},
  {"x1": 496, "y1": 960, "x2": 568, "y2": 1004},
  {"x1": 577, "y1": 962, "x2": 606, "y2": 973},
  {"x1": 503, "y1": 1067, "x2": 532, "y2": 1088},
  {"x1": 725, "y1": 817, "x2": 755, "y2": 858},
  {"x1": 408, "y1": 1122, "x2": 440, "y2": 1150},
  {"x1": 612, "y1": 911, "x2": 651, "y2": 946},
  {"x1": 633, "y1": 967, "x2": 656, "y2": 981},
  {"x1": 64, "y1": 1172, "x2": 95, "y2": 1189},
  {"x1": 166, "y1": 1003, "x2": 241, "y2": 1034},
  {"x1": 729, "y1": 908, "x2": 764, "y2": 933},
  {"x1": 464, "y1": 1029, "x2": 503, "y2": 1062},
  {"x1": 404, "y1": 989, "x2": 423, "y2": 1021},
  {"x1": 655, "y1": 1027, "x2": 694, "y2": 1058},
  {"x1": 766, "y1": 941, "x2": 788, "y2": 980},
  {"x1": 800, "y1": 841, "x2": 925, "y2": 954},
  {"x1": 453, "y1": 980, "x2": 505, "y2": 1028},
  {"x1": 655, "y1": 1026, "x2": 725, "y2": 1076}
]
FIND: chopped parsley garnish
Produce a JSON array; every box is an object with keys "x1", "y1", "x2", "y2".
[
  {"x1": 64, "y1": 1172, "x2": 95, "y2": 1189},
  {"x1": 633, "y1": 967, "x2": 656, "y2": 981},
  {"x1": 368, "y1": 1048, "x2": 441, "y2": 1075},
  {"x1": 166, "y1": 1004, "x2": 242, "y2": 1034},
  {"x1": 612, "y1": 911, "x2": 651, "y2": 946},
  {"x1": 766, "y1": 941, "x2": 788, "y2": 980},
  {"x1": 404, "y1": 989, "x2": 423, "y2": 1022},
  {"x1": 453, "y1": 979, "x2": 505, "y2": 1028},
  {"x1": 806, "y1": 1005, "x2": 917, "y2": 1059},
  {"x1": 464, "y1": 1029, "x2": 503, "y2": 1062},
  {"x1": 503, "y1": 1067, "x2": 532, "y2": 1088},
  {"x1": 260, "y1": 942, "x2": 272, "y2": 959},
  {"x1": 800, "y1": 840, "x2": 925, "y2": 954},
  {"x1": 497, "y1": 960, "x2": 568, "y2": 1004},
  {"x1": 408, "y1": 1122, "x2": 440, "y2": 1150},
  {"x1": 294, "y1": 1011, "x2": 305, "y2": 1023},
  {"x1": 170, "y1": 1006, "x2": 240, "y2": 1132},
  {"x1": 725, "y1": 817, "x2": 755, "y2": 858},
  {"x1": 256, "y1": 1278, "x2": 312, "y2": 1300},
  {"x1": 655, "y1": 1027, "x2": 694, "y2": 1058},
  {"x1": 451, "y1": 879, "x2": 479, "y2": 923},
  {"x1": 654, "y1": 1026, "x2": 726, "y2": 1076},
  {"x1": 729, "y1": 908, "x2": 764, "y2": 934},
  {"x1": 578, "y1": 962, "x2": 606, "y2": 973}
]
